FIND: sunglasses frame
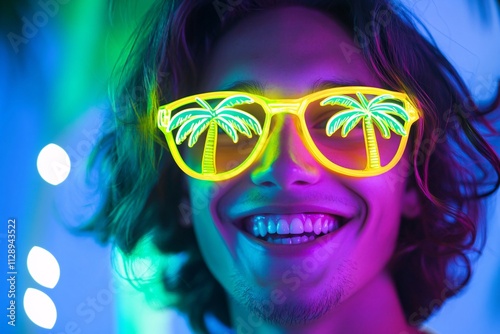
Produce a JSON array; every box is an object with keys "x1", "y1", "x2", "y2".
[{"x1": 158, "y1": 86, "x2": 421, "y2": 181}]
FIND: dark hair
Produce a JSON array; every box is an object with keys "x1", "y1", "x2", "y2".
[{"x1": 83, "y1": 0, "x2": 500, "y2": 332}]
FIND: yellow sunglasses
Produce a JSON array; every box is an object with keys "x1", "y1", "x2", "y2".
[{"x1": 157, "y1": 86, "x2": 420, "y2": 181}]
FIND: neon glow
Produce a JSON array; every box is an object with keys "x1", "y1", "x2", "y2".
[
  {"x1": 164, "y1": 95, "x2": 262, "y2": 174},
  {"x1": 321, "y1": 92, "x2": 411, "y2": 169},
  {"x1": 158, "y1": 87, "x2": 420, "y2": 180}
]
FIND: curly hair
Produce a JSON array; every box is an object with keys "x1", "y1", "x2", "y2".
[{"x1": 83, "y1": 0, "x2": 500, "y2": 333}]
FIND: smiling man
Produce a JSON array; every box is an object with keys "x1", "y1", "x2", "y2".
[
  {"x1": 174, "y1": 6, "x2": 422, "y2": 333},
  {"x1": 86, "y1": 0, "x2": 500, "y2": 333}
]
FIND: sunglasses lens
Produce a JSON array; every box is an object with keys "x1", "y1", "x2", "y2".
[
  {"x1": 304, "y1": 93, "x2": 407, "y2": 171},
  {"x1": 168, "y1": 97, "x2": 267, "y2": 175}
]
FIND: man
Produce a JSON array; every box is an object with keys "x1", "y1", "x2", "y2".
[
  {"x1": 173, "y1": 6, "x2": 423, "y2": 333},
  {"x1": 86, "y1": 0, "x2": 500, "y2": 333}
]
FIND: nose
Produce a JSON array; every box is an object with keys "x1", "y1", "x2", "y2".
[{"x1": 250, "y1": 115, "x2": 321, "y2": 189}]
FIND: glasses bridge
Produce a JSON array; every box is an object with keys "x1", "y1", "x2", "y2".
[{"x1": 267, "y1": 103, "x2": 302, "y2": 114}]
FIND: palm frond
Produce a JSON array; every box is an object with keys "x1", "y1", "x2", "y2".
[
  {"x1": 367, "y1": 94, "x2": 395, "y2": 108},
  {"x1": 320, "y1": 95, "x2": 363, "y2": 110},
  {"x1": 371, "y1": 111, "x2": 406, "y2": 136},
  {"x1": 175, "y1": 116, "x2": 211, "y2": 144},
  {"x1": 188, "y1": 121, "x2": 211, "y2": 147},
  {"x1": 215, "y1": 117, "x2": 238, "y2": 142},
  {"x1": 167, "y1": 108, "x2": 212, "y2": 131},
  {"x1": 238, "y1": 116, "x2": 262, "y2": 135},
  {"x1": 371, "y1": 103, "x2": 410, "y2": 121},
  {"x1": 356, "y1": 92, "x2": 370, "y2": 109},
  {"x1": 195, "y1": 97, "x2": 215, "y2": 112},
  {"x1": 370, "y1": 114, "x2": 391, "y2": 138},
  {"x1": 217, "y1": 108, "x2": 262, "y2": 135},
  {"x1": 341, "y1": 113, "x2": 364, "y2": 137},
  {"x1": 326, "y1": 110, "x2": 364, "y2": 136},
  {"x1": 219, "y1": 115, "x2": 252, "y2": 137},
  {"x1": 215, "y1": 95, "x2": 254, "y2": 109}
]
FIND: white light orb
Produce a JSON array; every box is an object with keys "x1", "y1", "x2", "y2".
[
  {"x1": 27, "y1": 246, "x2": 60, "y2": 289},
  {"x1": 23, "y1": 288, "x2": 57, "y2": 329},
  {"x1": 37, "y1": 143, "x2": 71, "y2": 185}
]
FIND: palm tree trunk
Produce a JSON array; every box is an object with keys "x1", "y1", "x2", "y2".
[
  {"x1": 202, "y1": 122, "x2": 218, "y2": 174},
  {"x1": 364, "y1": 117, "x2": 381, "y2": 169}
]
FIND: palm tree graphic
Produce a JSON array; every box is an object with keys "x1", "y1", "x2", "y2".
[
  {"x1": 166, "y1": 95, "x2": 263, "y2": 174},
  {"x1": 320, "y1": 92, "x2": 410, "y2": 168}
]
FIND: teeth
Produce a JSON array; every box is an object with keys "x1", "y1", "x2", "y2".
[
  {"x1": 322, "y1": 219, "x2": 329, "y2": 234},
  {"x1": 277, "y1": 219, "x2": 290, "y2": 234},
  {"x1": 304, "y1": 218, "x2": 313, "y2": 232},
  {"x1": 244, "y1": 213, "x2": 343, "y2": 242},
  {"x1": 313, "y1": 218, "x2": 322, "y2": 235},
  {"x1": 268, "y1": 220, "x2": 277, "y2": 234},
  {"x1": 252, "y1": 223, "x2": 259, "y2": 237},
  {"x1": 290, "y1": 218, "x2": 304, "y2": 234},
  {"x1": 259, "y1": 220, "x2": 267, "y2": 237},
  {"x1": 281, "y1": 237, "x2": 291, "y2": 245},
  {"x1": 265, "y1": 235, "x2": 315, "y2": 245}
]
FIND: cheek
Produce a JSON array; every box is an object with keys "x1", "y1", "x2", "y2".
[
  {"x1": 350, "y1": 176, "x2": 406, "y2": 271},
  {"x1": 187, "y1": 179, "x2": 237, "y2": 282},
  {"x1": 371, "y1": 182, "x2": 404, "y2": 240}
]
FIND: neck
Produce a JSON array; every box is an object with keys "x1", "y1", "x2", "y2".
[{"x1": 228, "y1": 270, "x2": 421, "y2": 334}]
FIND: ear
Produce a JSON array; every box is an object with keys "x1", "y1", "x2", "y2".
[{"x1": 401, "y1": 183, "x2": 422, "y2": 219}]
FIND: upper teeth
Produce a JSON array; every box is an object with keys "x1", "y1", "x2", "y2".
[{"x1": 244, "y1": 214, "x2": 340, "y2": 238}]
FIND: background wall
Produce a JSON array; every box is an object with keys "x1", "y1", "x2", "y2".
[{"x1": 1, "y1": 0, "x2": 499, "y2": 333}]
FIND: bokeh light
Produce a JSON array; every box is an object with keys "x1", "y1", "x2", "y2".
[
  {"x1": 36, "y1": 143, "x2": 71, "y2": 185},
  {"x1": 23, "y1": 288, "x2": 58, "y2": 329},
  {"x1": 27, "y1": 246, "x2": 60, "y2": 289}
]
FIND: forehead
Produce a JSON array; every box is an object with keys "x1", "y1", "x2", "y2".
[{"x1": 200, "y1": 6, "x2": 381, "y2": 97}]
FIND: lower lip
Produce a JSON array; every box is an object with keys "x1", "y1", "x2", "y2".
[{"x1": 258, "y1": 232, "x2": 325, "y2": 245}]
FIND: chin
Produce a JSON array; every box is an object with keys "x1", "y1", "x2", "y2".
[{"x1": 228, "y1": 261, "x2": 356, "y2": 327}]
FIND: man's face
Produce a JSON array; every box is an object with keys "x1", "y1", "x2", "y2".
[{"x1": 186, "y1": 6, "x2": 418, "y2": 325}]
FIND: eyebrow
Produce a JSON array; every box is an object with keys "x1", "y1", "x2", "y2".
[
  {"x1": 221, "y1": 79, "x2": 366, "y2": 95},
  {"x1": 310, "y1": 79, "x2": 365, "y2": 92},
  {"x1": 221, "y1": 80, "x2": 267, "y2": 95}
]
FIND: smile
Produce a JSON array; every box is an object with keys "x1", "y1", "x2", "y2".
[{"x1": 242, "y1": 213, "x2": 345, "y2": 245}]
